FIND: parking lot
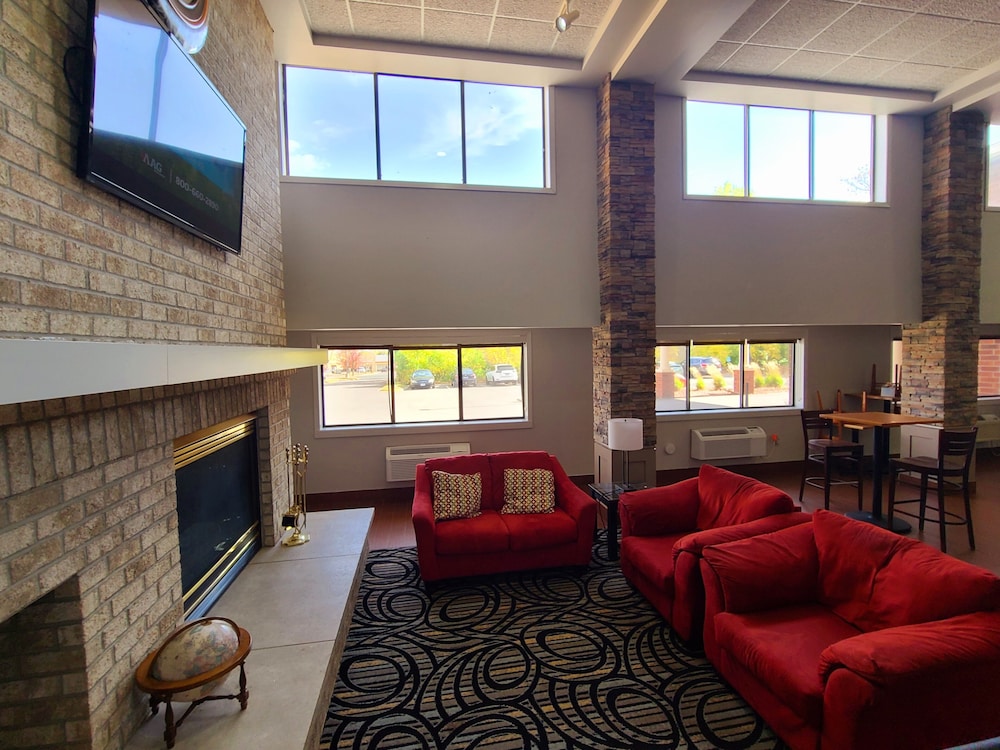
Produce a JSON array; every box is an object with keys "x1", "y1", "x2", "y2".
[{"x1": 322, "y1": 374, "x2": 523, "y2": 425}]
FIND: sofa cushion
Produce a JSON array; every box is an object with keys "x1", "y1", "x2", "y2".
[
  {"x1": 501, "y1": 468, "x2": 555, "y2": 514},
  {"x1": 868, "y1": 535, "x2": 1000, "y2": 630},
  {"x1": 425, "y1": 454, "x2": 493, "y2": 504},
  {"x1": 431, "y1": 470, "x2": 483, "y2": 521},
  {"x1": 502, "y1": 508, "x2": 579, "y2": 552},
  {"x1": 715, "y1": 604, "x2": 863, "y2": 729},
  {"x1": 488, "y1": 451, "x2": 554, "y2": 504},
  {"x1": 621, "y1": 532, "x2": 688, "y2": 592},
  {"x1": 696, "y1": 464, "x2": 794, "y2": 529},
  {"x1": 434, "y1": 510, "x2": 510, "y2": 555}
]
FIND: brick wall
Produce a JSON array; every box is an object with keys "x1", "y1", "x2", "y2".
[
  {"x1": 902, "y1": 107, "x2": 983, "y2": 427},
  {"x1": 0, "y1": 0, "x2": 293, "y2": 747},
  {"x1": 0, "y1": 0, "x2": 285, "y2": 344},
  {"x1": 594, "y1": 76, "x2": 656, "y2": 449},
  {"x1": 980, "y1": 338, "x2": 1000, "y2": 396}
]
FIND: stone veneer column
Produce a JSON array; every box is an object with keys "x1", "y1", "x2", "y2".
[
  {"x1": 594, "y1": 76, "x2": 655, "y2": 481},
  {"x1": 901, "y1": 107, "x2": 984, "y2": 428}
]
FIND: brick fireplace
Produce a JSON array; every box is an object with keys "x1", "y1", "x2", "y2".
[{"x1": 0, "y1": 374, "x2": 295, "y2": 749}]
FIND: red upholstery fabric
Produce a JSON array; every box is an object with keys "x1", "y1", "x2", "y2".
[
  {"x1": 502, "y1": 508, "x2": 578, "y2": 551},
  {"x1": 700, "y1": 511, "x2": 1000, "y2": 750},
  {"x1": 411, "y1": 452, "x2": 596, "y2": 582},
  {"x1": 618, "y1": 464, "x2": 799, "y2": 645},
  {"x1": 715, "y1": 604, "x2": 862, "y2": 729},
  {"x1": 695, "y1": 463, "x2": 796, "y2": 528},
  {"x1": 434, "y1": 511, "x2": 510, "y2": 555},
  {"x1": 424, "y1": 453, "x2": 496, "y2": 510}
]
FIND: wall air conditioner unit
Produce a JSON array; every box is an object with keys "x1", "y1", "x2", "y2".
[
  {"x1": 385, "y1": 443, "x2": 471, "y2": 482},
  {"x1": 691, "y1": 426, "x2": 767, "y2": 461}
]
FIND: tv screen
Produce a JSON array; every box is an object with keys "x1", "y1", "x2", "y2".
[{"x1": 78, "y1": 0, "x2": 246, "y2": 255}]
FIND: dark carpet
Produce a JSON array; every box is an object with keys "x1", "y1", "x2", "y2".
[{"x1": 321, "y1": 532, "x2": 783, "y2": 749}]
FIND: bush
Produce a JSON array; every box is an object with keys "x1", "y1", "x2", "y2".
[
  {"x1": 765, "y1": 372, "x2": 784, "y2": 388},
  {"x1": 712, "y1": 373, "x2": 726, "y2": 390}
]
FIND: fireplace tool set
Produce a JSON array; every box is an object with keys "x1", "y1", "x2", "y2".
[{"x1": 282, "y1": 443, "x2": 310, "y2": 546}]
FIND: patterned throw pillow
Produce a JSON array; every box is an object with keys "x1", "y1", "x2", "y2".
[
  {"x1": 501, "y1": 468, "x2": 555, "y2": 514},
  {"x1": 431, "y1": 471, "x2": 482, "y2": 521}
]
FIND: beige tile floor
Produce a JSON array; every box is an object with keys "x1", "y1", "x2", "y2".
[{"x1": 125, "y1": 508, "x2": 373, "y2": 750}]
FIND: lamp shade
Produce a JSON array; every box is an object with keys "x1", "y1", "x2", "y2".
[{"x1": 608, "y1": 418, "x2": 643, "y2": 451}]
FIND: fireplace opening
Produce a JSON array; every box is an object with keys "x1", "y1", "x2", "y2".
[
  {"x1": 174, "y1": 415, "x2": 261, "y2": 619},
  {"x1": 0, "y1": 577, "x2": 91, "y2": 750}
]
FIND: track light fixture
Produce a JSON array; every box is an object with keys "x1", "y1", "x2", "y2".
[{"x1": 555, "y1": 0, "x2": 579, "y2": 32}]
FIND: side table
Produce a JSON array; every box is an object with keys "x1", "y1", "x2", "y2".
[{"x1": 588, "y1": 483, "x2": 646, "y2": 561}]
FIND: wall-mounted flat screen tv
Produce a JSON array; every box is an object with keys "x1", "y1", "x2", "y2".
[{"x1": 77, "y1": 0, "x2": 246, "y2": 255}]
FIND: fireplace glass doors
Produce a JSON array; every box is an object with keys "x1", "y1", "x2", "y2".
[{"x1": 174, "y1": 416, "x2": 261, "y2": 619}]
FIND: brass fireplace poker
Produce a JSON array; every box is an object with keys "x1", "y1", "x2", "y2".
[{"x1": 282, "y1": 443, "x2": 310, "y2": 546}]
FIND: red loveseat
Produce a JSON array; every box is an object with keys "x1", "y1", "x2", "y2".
[
  {"x1": 700, "y1": 509, "x2": 1000, "y2": 750},
  {"x1": 411, "y1": 451, "x2": 597, "y2": 582},
  {"x1": 618, "y1": 463, "x2": 807, "y2": 644}
]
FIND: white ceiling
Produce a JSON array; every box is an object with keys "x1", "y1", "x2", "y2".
[{"x1": 257, "y1": 0, "x2": 1000, "y2": 117}]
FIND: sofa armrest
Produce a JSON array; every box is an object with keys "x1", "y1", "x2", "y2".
[
  {"x1": 619, "y1": 478, "x2": 700, "y2": 538},
  {"x1": 550, "y1": 457, "x2": 596, "y2": 526},
  {"x1": 700, "y1": 521, "x2": 818, "y2": 613},
  {"x1": 673, "y1": 510, "x2": 809, "y2": 561},
  {"x1": 411, "y1": 463, "x2": 437, "y2": 541},
  {"x1": 819, "y1": 611, "x2": 1000, "y2": 686}
]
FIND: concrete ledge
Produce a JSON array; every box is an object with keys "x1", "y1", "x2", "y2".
[{"x1": 126, "y1": 508, "x2": 373, "y2": 749}]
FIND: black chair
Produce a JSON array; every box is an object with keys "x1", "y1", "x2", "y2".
[
  {"x1": 887, "y1": 427, "x2": 978, "y2": 553},
  {"x1": 799, "y1": 410, "x2": 864, "y2": 510}
]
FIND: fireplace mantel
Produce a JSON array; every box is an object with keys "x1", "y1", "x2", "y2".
[{"x1": 0, "y1": 339, "x2": 327, "y2": 405}]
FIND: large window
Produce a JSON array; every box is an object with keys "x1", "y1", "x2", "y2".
[
  {"x1": 685, "y1": 101, "x2": 875, "y2": 203},
  {"x1": 656, "y1": 341, "x2": 797, "y2": 413},
  {"x1": 283, "y1": 67, "x2": 546, "y2": 189},
  {"x1": 321, "y1": 344, "x2": 525, "y2": 428}
]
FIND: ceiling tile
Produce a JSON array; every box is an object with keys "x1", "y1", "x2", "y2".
[
  {"x1": 491, "y1": 16, "x2": 564, "y2": 56},
  {"x1": 910, "y1": 20, "x2": 994, "y2": 65},
  {"x1": 805, "y1": 5, "x2": 912, "y2": 54},
  {"x1": 348, "y1": 3, "x2": 422, "y2": 40},
  {"x1": 960, "y1": 39, "x2": 1000, "y2": 68},
  {"x1": 822, "y1": 55, "x2": 902, "y2": 84},
  {"x1": 302, "y1": 0, "x2": 353, "y2": 35},
  {"x1": 498, "y1": 0, "x2": 564, "y2": 22},
  {"x1": 870, "y1": 60, "x2": 963, "y2": 89},
  {"x1": 858, "y1": 0, "x2": 931, "y2": 9},
  {"x1": 691, "y1": 41, "x2": 743, "y2": 72},
  {"x1": 426, "y1": 0, "x2": 497, "y2": 13},
  {"x1": 858, "y1": 14, "x2": 970, "y2": 60},
  {"x1": 720, "y1": 44, "x2": 797, "y2": 75},
  {"x1": 774, "y1": 49, "x2": 850, "y2": 78},
  {"x1": 748, "y1": 0, "x2": 852, "y2": 48},
  {"x1": 720, "y1": 0, "x2": 790, "y2": 44},
  {"x1": 423, "y1": 9, "x2": 493, "y2": 49},
  {"x1": 920, "y1": 0, "x2": 1000, "y2": 22}
]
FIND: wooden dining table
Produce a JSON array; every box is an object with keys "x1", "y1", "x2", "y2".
[{"x1": 821, "y1": 411, "x2": 943, "y2": 533}]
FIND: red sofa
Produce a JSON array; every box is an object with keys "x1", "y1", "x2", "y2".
[
  {"x1": 618, "y1": 463, "x2": 807, "y2": 644},
  {"x1": 411, "y1": 451, "x2": 597, "y2": 582},
  {"x1": 700, "y1": 509, "x2": 1000, "y2": 750}
]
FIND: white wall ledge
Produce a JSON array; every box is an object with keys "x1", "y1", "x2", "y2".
[{"x1": 0, "y1": 339, "x2": 327, "y2": 406}]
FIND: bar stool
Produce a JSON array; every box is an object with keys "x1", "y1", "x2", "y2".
[
  {"x1": 887, "y1": 427, "x2": 978, "y2": 553},
  {"x1": 799, "y1": 410, "x2": 864, "y2": 510}
]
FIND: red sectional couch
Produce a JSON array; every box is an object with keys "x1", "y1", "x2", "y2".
[
  {"x1": 700, "y1": 509, "x2": 1000, "y2": 750},
  {"x1": 411, "y1": 451, "x2": 597, "y2": 582},
  {"x1": 618, "y1": 463, "x2": 808, "y2": 644}
]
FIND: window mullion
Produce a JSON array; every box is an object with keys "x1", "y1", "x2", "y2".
[
  {"x1": 743, "y1": 105, "x2": 750, "y2": 198},
  {"x1": 373, "y1": 74, "x2": 383, "y2": 181},
  {"x1": 808, "y1": 111, "x2": 815, "y2": 200},
  {"x1": 460, "y1": 82, "x2": 468, "y2": 185}
]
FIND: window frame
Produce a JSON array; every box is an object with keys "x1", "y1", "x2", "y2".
[
  {"x1": 312, "y1": 331, "x2": 533, "y2": 438},
  {"x1": 281, "y1": 66, "x2": 551, "y2": 192},
  {"x1": 683, "y1": 99, "x2": 882, "y2": 205},
  {"x1": 655, "y1": 339, "x2": 799, "y2": 414}
]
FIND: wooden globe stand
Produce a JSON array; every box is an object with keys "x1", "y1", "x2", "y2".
[{"x1": 134, "y1": 618, "x2": 252, "y2": 749}]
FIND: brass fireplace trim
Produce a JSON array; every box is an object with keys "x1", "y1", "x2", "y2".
[{"x1": 174, "y1": 414, "x2": 256, "y2": 469}]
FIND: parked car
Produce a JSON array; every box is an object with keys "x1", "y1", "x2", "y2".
[
  {"x1": 485, "y1": 364, "x2": 519, "y2": 385},
  {"x1": 451, "y1": 367, "x2": 477, "y2": 387},
  {"x1": 689, "y1": 356, "x2": 721, "y2": 375},
  {"x1": 409, "y1": 369, "x2": 435, "y2": 389}
]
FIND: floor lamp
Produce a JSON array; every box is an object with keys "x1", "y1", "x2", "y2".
[{"x1": 608, "y1": 418, "x2": 643, "y2": 488}]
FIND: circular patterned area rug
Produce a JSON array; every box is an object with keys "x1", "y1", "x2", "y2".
[{"x1": 322, "y1": 532, "x2": 784, "y2": 749}]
